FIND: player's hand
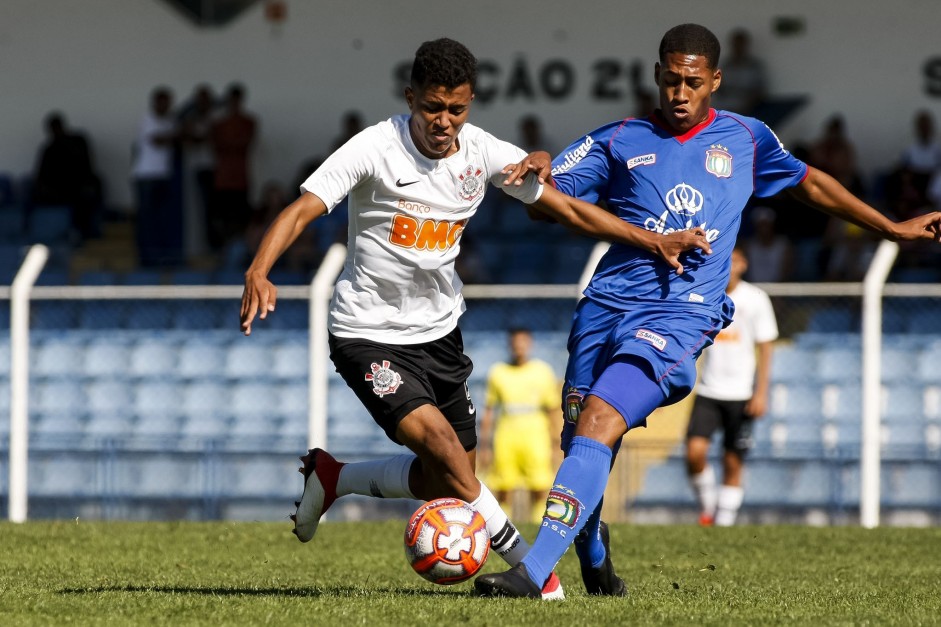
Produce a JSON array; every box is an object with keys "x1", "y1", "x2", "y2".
[
  {"x1": 501, "y1": 151, "x2": 553, "y2": 186},
  {"x1": 653, "y1": 227, "x2": 713, "y2": 275},
  {"x1": 745, "y1": 394, "x2": 768, "y2": 419},
  {"x1": 240, "y1": 271, "x2": 277, "y2": 336},
  {"x1": 891, "y1": 211, "x2": 941, "y2": 242}
]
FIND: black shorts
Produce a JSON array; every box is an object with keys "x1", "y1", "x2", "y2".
[
  {"x1": 328, "y1": 327, "x2": 478, "y2": 450},
  {"x1": 685, "y1": 395, "x2": 754, "y2": 457}
]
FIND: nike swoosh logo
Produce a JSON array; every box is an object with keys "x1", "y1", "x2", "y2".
[{"x1": 395, "y1": 179, "x2": 419, "y2": 187}]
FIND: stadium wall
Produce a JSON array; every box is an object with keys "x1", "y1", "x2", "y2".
[{"x1": 1, "y1": 0, "x2": 940, "y2": 209}]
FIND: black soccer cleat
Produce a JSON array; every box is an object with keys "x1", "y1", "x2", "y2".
[
  {"x1": 474, "y1": 563, "x2": 543, "y2": 599},
  {"x1": 575, "y1": 521, "x2": 628, "y2": 596}
]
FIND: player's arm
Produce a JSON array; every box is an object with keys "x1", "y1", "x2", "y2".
[
  {"x1": 745, "y1": 340, "x2": 774, "y2": 419},
  {"x1": 790, "y1": 166, "x2": 941, "y2": 242},
  {"x1": 528, "y1": 184, "x2": 712, "y2": 274},
  {"x1": 240, "y1": 191, "x2": 328, "y2": 335}
]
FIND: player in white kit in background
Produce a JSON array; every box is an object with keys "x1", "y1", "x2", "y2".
[{"x1": 685, "y1": 245, "x2": 778, "y2": 526}]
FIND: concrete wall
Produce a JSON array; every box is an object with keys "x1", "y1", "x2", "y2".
[{"x1": 2, "y1": 0, "x2": 940, "y2": 208}]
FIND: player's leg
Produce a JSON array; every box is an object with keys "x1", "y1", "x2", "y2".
[
  {"x1": 476, "y1": 356, "x2": 664, "y2": 598},
  {"x1": 685, "y1": 396, "x2": 722, "y2": 525},
  {"x1": 715, "y1": 403, "x2": 751, "y2": 526}
]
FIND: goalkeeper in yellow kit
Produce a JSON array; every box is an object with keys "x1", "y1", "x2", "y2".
[{"x1": 479, "y1": 328, "x2": 561, "y2": 523}]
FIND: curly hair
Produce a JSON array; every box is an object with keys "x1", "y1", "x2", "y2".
[
  {"x1": 410, "y1": 38, "x2": 477, "y2": 92},
  {"x1": 659, "y1": 24, "x2": 721, "y2": 69}
]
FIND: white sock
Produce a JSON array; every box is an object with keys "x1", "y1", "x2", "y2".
[
  {"x1": 714, "y1": 485, "x2": 744, "y2": 527},
  {"x1": 690, "y1": 465, "x2": 718, "y2": 517},
  {"x1": 335, "y1": 454, "x2": 417, "y2": 499},
  {"x1": 471, "y1": 482, "x2": 530, "y2": 567}
]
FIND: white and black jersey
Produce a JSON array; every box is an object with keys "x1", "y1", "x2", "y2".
[{"x1": 301, "y1": 115, "x2": 543, "y2": 344}]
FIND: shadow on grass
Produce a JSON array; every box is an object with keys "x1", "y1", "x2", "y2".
[{"x1": 58, "y1": 584, "x2": 470, "y2": 598}]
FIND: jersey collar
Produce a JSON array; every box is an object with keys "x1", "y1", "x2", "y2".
[{"x1": 649, "y1": 108, "x2": 717, "y2": 144}]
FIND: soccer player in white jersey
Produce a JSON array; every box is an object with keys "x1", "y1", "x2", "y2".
[
  {"x1": 686, "y1": 246, "x2": 778, "y2": 526},
  {"x1": 239, "y1": 38, "x2": 710, "y2": 600}
]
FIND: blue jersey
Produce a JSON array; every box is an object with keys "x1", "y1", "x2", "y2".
[{"x1": 551, "y1": 109, "x2": 807, "y2": 322}]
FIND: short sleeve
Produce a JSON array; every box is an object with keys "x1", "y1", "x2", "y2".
[
  {"x1": 300, "y1": 128, "x2": 379, "y2": 212},
  {"x1": 752, "y1": 288, "x2": 779, "y2": 343},
  {"x1": 550, "y1": 122, "x2": 622, "y2": 203},
  {"x1": 752, "y1": 121, "x2": 808, "y2": 198},
  {"x1": 482, "y1": 134, "x2": 544, "y2": 205}
]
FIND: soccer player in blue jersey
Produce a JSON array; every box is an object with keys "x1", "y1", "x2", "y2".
[{"x1": 476, "y1": 23, "x2": 941, "y2": 598}]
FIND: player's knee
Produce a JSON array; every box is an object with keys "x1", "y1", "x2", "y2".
[{"x1": 573, "y1": 400, "x2": 627, "y2": 448}]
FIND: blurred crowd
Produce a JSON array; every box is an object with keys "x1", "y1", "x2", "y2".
[{"x1": 9, "y1": 28, "x2": 941, "y2": 284}]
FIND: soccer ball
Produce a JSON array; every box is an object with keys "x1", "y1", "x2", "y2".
[{"x1": 404, "y1": 498, "x2": 491, "y2": 585}]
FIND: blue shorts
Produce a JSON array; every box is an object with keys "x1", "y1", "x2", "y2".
[{"x1": 562, "y1": 297, "x2": 728, "y2": 428}]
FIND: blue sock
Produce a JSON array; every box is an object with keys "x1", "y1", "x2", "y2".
[
  {"x1": 574, "y1": 500, "x2": 606, "y2": 569},
  {"x1": 521, "y1": 436, "x2": 612, "y2": 587}
]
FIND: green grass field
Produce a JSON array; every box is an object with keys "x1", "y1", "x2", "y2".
[{"x1": 1, "y1": 520, "x2": 940, "y2": 625}]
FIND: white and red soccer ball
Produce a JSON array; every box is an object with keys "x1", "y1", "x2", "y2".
[{"x1": 404, "y1": 498, "x2": 490, "y2": 585}]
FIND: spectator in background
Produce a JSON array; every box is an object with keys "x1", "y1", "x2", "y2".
[
  {"x1": 132, "y1": 87, "x2": 181, "y2": 266},
  {"x1": 900, "y1": 110, "x2": 941, "y2": 184},
  {"x1": 743, "y1": 206, "x2": 793, "y2": 282},
  {"x1": 479, "y1": 328, "x2": 561, "y2": 524},
  {"x1": 710, "y1": 28, "x2": 766, "y2": 116},
  {"x1": 809, "y1": 115, "x2": 866, "y2": 197},
  {"x1": 824, "y1": 222, "x2": 878, "y2": 281},
  {"x1": 330, "y1": 110, "x2": 365, "y2": 152},
  {"x1": 32, "y1": 112, "x2": 103, "y2": 241},
  {"x1": 686, "y1": 246, "x2": 777, "y2": 526},
  {"x1": 209, "y1": 83, "x2": 257, "y2": 252},
  {"x1": 180, "y1": 84, "x2": 218, "y2": 256}
]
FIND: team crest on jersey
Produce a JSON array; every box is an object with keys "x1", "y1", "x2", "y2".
[
  {"x1": 664, "y1": 182, "x2": 704, "y2": 217},
  {"x1": 705, "y1": 145, "x2": 733, "y2": 178},
  {"x1": 457, "y1": 165, "x2": 484, "y2": 201},
  {"x1": 365, "y1": 360, "x2": 403, "y2": 397}
]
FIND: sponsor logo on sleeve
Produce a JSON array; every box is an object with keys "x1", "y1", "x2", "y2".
[
  {"x1": 635, "y1": 329, "x2": 667, "y2": 351},
  {"x1": 551, "y1": 135, "x2": 594, "y2": 176},
  {"x1": 627, "y1": 153, "x2": 656, "y2": 169}
]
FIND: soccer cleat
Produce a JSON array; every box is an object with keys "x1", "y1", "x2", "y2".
[
  {"x1": 576, "y1": 521, "x2": 627, "y2": 596},
  {"x1": 699, "y1": 512, "x2": 715, "y2": 527},
  {"x1": 291, "y1": 448, "x2": 344, "y2": 542},
  {"x1": 540, "y1": 571, "x2": 565, "y2": 601},
  {"x1": 474, "y1": 563, "x2": 543, "y2": 599}
]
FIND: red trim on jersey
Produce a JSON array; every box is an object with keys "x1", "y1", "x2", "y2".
[
  {"x1": 608, "y1": 117, "x2": 635, "y2": 151},
  {"x1": 649, "y1": 109, "x2": 717, "y2": 144}
]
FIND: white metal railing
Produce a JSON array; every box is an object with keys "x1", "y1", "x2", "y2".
[{"x1": 3, "y1": 239, "x2": 931, "y2": 524}]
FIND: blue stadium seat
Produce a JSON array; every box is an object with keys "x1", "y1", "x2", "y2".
[
  {"x1": 111, "y1": 454, "x2": 203, "y2": 498},
  {"x1": 881, "y1": 346, "x2": 915, "y2": 384},
  {"x1": 261, "y1": 300, "x2": 308, "y2": 330},
  {"x1": 129, "y1": 339, "x2": 179, "y2": 378},
  {"x1": 883, "y1": 464, "x2": 941, "y2": 507},
  {"x1": 76, "y1": 269, "x2": 120, "y2": 286},
  {"x1": 790, "y1": 461, "x2": 836, "y2": 507},
  {"x1": 768, "y1": 383, "x2": 824, "y2": 421},
  {"x1": 741, "y1": 460, "x2": 795, "y2": 506},
  {"x1": 84, "y1": 414, "x2": 135, "y2": 440},
  {"x1": 817, "y1": 348, "x2": 861, "y2": 383},
  {"x1": 133, "y1": 380, "x2": 184, "y2": 420},
  {"x1": 225, "y1": 342, "x2": 272, "y2": 380},
  {"x1": 905, "y1": 307, "x2": 941, "y2": 334},
  {"x1": 821, "y1": 383, "x2": 862, "y2": 423},
  {"x1": 230, "y1": 382, "x2": 275, "y2": 418},
  {"x1": 32, "y1": 336, "x2": 85, "y2": 377},
  {"x1": 272, "y1": 343, "x2": 308, "y2": 381},
  {"x1": 631, "y1": 457, "x2": 691, "y2": 505},
  {"x1": 177, "y1": 340, "x2": 228, "y2": 380},
  {"x1": 78, "y1": 301, "x2": 126, "y2": 329},
  {"x1": 279, "y1": 382, "x2": 307, "y2": 416},
  {"x1": 172, "y1": 301, "x2": 230, "y2": 330},
  {"x1": 916, "y1": 341, "x2": 941, "y2": 383},
  {"x1": 31, "y1": 379, "x2": 87, "y2": 415},
  {"x1": 123, "y1": 270, "x2": 163, "y2": 285},
  {"x1": 771, "y1": 344, "x2": 817, "y2": 383},
  {"x1": 125, "y1": 302, "x2": 174, "y2": 329},
  {"x1": 86, "y1": 380, "x2": 134, "y2": 414},
  {"x1": 83, "y1": 339, "x2": 132, "y2": 378},
  {"x1": 882, "y1": 384, "x2": 925, "y2": 423},
  {"x1": 169, "y1": 269, "x2": 213, "y2": 285},
  {"x1": 27, "y1": 205, "x2": 72, "y2": 244},
  {"x1": 180, "y1": 414, "x2": 231, "y2": 441},
  {"x1": 29, "y1": 455, "x2": 98, "y2": 497},
  {"x1": 220, "y1": 456, "x2": 298, "y2": 498},
  {"x1": 806, "y1": 307, "x2": 858, "y2": 333},
  {"x1": 181, "y1": 380, "x2": 229, "y2": 418}
]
